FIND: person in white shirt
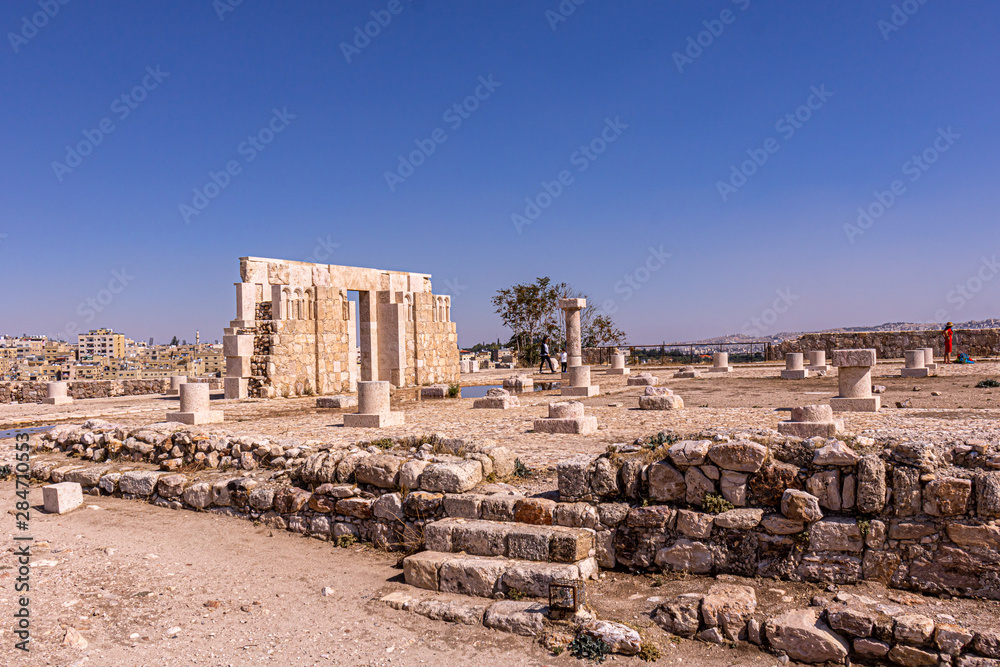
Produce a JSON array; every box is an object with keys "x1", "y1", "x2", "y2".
[{"x1": 560, "y1": 349, "x2": 568, "y2": 372}]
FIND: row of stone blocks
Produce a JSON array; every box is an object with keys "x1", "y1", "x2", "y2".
[
  {"x1": 403, "y1": 550, "x2": 597, "y2": 599},
  {"x1": 423, "y1": 518, "x2": 595, "y2": 563}
]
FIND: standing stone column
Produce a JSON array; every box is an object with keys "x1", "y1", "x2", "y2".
[
  {"x1": 42, "y1": 382, "x2": 73, "y2": 405},
  {"x1": 559, "y1": 298, "x2": 587, "y2": 368},
  {"x1": 923, "y1": 347, "x2": 938, "y2": 370},
  {"x1": 780, "y1": 353, "x2": 809, "y2": 379},
  {"x1": 830, "y1": 349, "x2": 880, "y2": 412},
  {"x1": 166, "y1": 375, "x2": 188, "y2": 396},
  {"x1": 168, "y1": 383, "x2": 223, "y2": 425},
  {"x1": 901, "y1": 350, "x2": 929, "y2": 378},
  {"x1": 607, "y1": 352, "x2": 630, "y2": 376},
  {"x1": 344, "y1": 380, "x2": 404, "y2": 427},
  {"x1": 806, "y1": 350, "x2": 830, "y2": 372},
  {"x1": 709, "y1": 352, "x2": 733, "y2": 373}
]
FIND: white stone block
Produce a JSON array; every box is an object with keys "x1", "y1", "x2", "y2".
[
  {"x1": 43, "y1": 482, "x2": 83, "y2": 514},
  {"x1": 224, "y1": 377, "x2": 248, "y2": 400},
  {"x1": 223, "y1": 334, "x2": 252, "y2": 357}
]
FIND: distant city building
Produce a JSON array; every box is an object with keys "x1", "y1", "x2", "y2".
[{"x1": 78, "y1": 328, "x2": 125, "y2": 359}]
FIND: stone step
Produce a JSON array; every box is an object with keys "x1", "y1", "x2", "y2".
[
  {"x1": 403, "y1": 550, "x2": 598, "y2": 599},
  {"x1": 423, "y1": 517, "x2": 595, "y2": 563}
]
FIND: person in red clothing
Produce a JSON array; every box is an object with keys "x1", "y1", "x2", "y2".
[{"x1": 943, "y1": 322, "x2": 954, "y2": 363}]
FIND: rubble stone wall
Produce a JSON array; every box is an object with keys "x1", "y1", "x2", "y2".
[
  {"x1": 0, "y1": 379, "x2": 169, "y2": 404},
  {"x1": 556, "y1": 437, "x2": 1000, "y2": 601},
  {"x1": 773, "y1": 328, "x2": 1000, "y2": 360}
]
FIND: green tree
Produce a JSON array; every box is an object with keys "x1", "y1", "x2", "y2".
[
  {"x1": 169, "y1": 336, "x2": 179, "y2": 346},
  {"x1": 492, "y1": 277, "x2": 627, "y2": 365}
]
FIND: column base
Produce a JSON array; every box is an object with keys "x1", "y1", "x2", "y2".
[
  {"x1": 901, "y1": 368, "x2": 929, "y2": 378},
  {"x1": 317, "y1": 395, "x2": 358, "y2": 408},
  {"x1": 806, "y1": 365, "x2": 831, "y2": 372},
  {"x1": 708, "y1": 366, "x2": 733, "y2": 373},
  {"x1": 344, "y1": 412, "x2": 405, "y2": 428},
  {"x1": 42, "y1": 397, "x2": 73, "y2": 405},
  {"x1": 780, "y1": 370, "x2": 810, "y2": 379},
  {"x1": 606, "y1": 368, "x2": 630, "y2": 375},
  {"x1": 925, "y1": 363, "x2": 938, "y2": 370},
  {"x1": 830, "y1": 397, "x2": 880, "y2": 412},
  {"x1": 673, "y1": 371, "x2": 700, "y2": 379},
  {"x1": 167, "y1": 410, "x2": 224, "y2": 425},
  {"x1": 777, "y1": 420, "x2": 843, "y2": 438},
  {"x1": 561, "y1": 385, "x2": 600, "y2": 397},
  {"x1": 533, "y1": 416, "x2": 597, "y2": 434}
]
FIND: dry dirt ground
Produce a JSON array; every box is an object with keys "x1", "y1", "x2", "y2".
[{"x1": 0, "y1": 494, "x2": 784, "y2": 667}]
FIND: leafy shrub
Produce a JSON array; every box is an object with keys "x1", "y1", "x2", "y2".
[
  {"x1": 702, "y1": 493, "x2": 734, "y2": 515},
  {"x1": 447, "y1": 383, "x2": 461, "y2": 397},
  {"x1": 513, "y1": 458, "x2": 531, "y2": 478},
  {"x1": 335, "y1": 534, "x2": 357, "y2": 548},
  {"x1": 568, "y1": 633, "x2": 612, "y2": 664},
  {"x1": 976, "y1": 378, "x2": 1000, "y2": 388},
  {"x1": 638, "y1": 643, "x2": 661, "y2": 662}
]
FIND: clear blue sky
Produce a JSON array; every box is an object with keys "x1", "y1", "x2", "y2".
[{"x1": 3, "y1": 0, "x2": 998, "y2": 345}]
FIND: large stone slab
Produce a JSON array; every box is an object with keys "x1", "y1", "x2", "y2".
[
  {"x1": 765, "y1": 608, "x2": 849, "y2": 664},
  {"x1": 42, "y1": 482, "x2": 83, "y2": 514}
]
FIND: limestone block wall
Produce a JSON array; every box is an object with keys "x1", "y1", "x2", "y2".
[
  {"x1": 556, "y1": 436, "x2": 1000, "y2": 601},
  {"x1": 225, "y1": 258, "x2": 459, "y2": 399},
  {"x1": 773, "y1": 328, "x2": 1000, "y2": 360}
]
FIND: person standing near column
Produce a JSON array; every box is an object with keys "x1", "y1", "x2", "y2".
[
  {"x1": 560, "y1": 349, "x2": 568, "y2": 372},
  {"x1": 539, "y1": 336, "x2": 555, "y2": 373},
  {"x1": 943, "y1": 322, "x2": 954, "y2": 364}
]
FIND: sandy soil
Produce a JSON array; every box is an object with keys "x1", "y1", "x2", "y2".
[{"x1": 1, "y1": 494, "x2": 783, "y2": 667}]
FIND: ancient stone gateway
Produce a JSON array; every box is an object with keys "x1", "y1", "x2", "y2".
[{"x1": 224, "y1": 257, "x2": 459, "y2": 399}]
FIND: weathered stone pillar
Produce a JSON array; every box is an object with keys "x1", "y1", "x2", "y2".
[
  {"x1": 780, "y1": 353, "x2": 809, "y2": 379},
  {"x1": 607, "y1": 353, "x2": 630, "y2": 376},
  {"x1": 344, "y1": 380, "x2": 403, "y2": 427},
  {"x1": 562, "y1": 365, "x2": 599, "y2": 397},
  {"x1": 166, "y1": 375, "x2": 188, "y2": 396},
  {"x1": 830, "y1": 349, "x2": 880, "y2": 412},
  {"x1": 901, "y1": 350, "x2": 929, "y2": 378},
  {"x1": 168, "y1": 382, "x2": 223, "y2": 425},
  {"x1": 806, "y1": 350, "x2": 830, "y2": 372},
  {"x1": 42, "y1": 382, "x2": 72, "y2": 405},
  {"x1": 709, "y1": 352, "x2": 733, "y2": 373},
  {"x1": 559, "y1": 298, "x2": 587, "y2": 368},
  {"x1": 923, "y1": 347, "x2": 937, "y2": 370}
]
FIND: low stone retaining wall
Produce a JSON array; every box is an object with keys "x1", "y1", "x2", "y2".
[
  {"x1": 0, "y1": 379, "x2": 174, "y2": 404},
  {"x1": 556, "y1": 435, "x2": 1000, "y2": 601},
  {"x1": 654, "y1": 584, "x2": 1000, "y2": 665},
  {"x1": 772, "y1": 328, "x2": 1000, "y2": 360}
]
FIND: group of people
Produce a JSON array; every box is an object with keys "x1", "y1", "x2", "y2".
[{"x1": 538, "y1": 336, "x2": 567, "y2": 373}]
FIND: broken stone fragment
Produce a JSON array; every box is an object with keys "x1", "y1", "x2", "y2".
[{"x1": 781, "y1": 489, "x2": 823, "y2": 522}]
